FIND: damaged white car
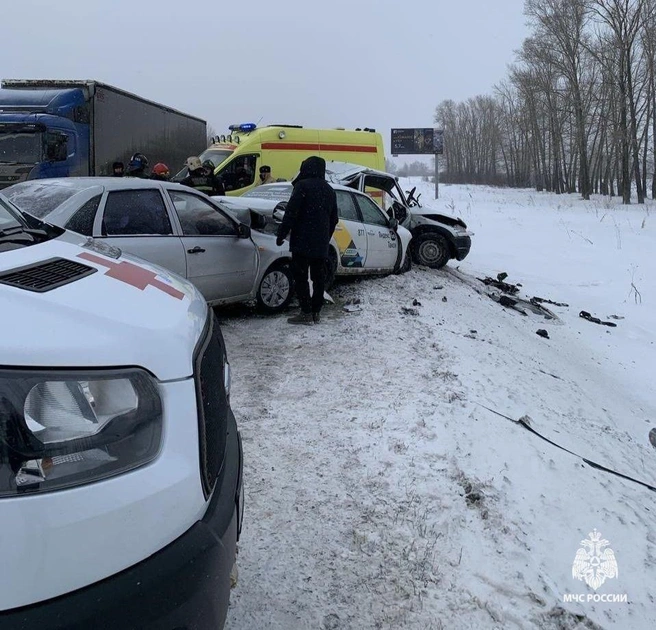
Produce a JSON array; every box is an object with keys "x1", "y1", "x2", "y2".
[
  {"x1": 324, "y1": 162, "x2": 472, "y2": 269},
  {"x1": 220, "y1": 183, "x2": 413, "y2": 287}
]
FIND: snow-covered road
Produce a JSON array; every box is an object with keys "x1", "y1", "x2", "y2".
[{"x1": 222, "y1": 184, "x2": 656, "y2": 629}]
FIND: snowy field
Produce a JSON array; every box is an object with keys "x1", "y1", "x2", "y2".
[{"x1": 220, "y1": 181, "x2": 656, "y2": 629}]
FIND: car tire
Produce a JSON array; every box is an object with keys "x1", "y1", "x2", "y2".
[
  {"x1": 257, "y1": 263, "x2": 294, "y2": 313},
  {"x1": 411, "y1": 233, "x2": 451, "y2": 269},
  {"x1": 394, "y1": 244, "x2": 412, "y2": 275},
  {"x1": 324, "y1": 249, "x2": 338, "y2": 290}
]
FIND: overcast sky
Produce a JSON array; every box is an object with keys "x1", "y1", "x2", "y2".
[{"x1": 3, "y1": 0, "x2": 527, "y2": 159}]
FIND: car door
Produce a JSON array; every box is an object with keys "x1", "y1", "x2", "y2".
[
  {"x1": 94, "y1": 188, "x2": 187, "y2": 278},
  {"x1": 353, "y1": 192, "x2": 399, "y2": 270},
  {"x1": 334, "y1": 190, "x2": 368, "y2": 270},
  {"x1": 167, "y1": 189, "x2": 258, "y2": 303}
]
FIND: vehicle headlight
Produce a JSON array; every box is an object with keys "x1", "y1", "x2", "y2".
[{"x1": 0, "y1": 368, "x2": 162, "y2": 497}]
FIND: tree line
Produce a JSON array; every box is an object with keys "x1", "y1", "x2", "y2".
[{"x1": 435, "y1": 0, "x2": 656, "y2": 203}]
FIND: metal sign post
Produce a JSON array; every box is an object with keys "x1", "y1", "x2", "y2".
[{"x1": 435, "y1": 153, "x2": 439, "y2": 200}]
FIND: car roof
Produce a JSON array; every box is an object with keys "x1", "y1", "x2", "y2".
[
  {"x1": 325, "y1": 161, "x2": 395, "y2": 181},
  {"x1": 246, "y1": 182, "x2": 362, "y2": 194},
  {"x1": 7, "y1": 177, "x2": 193, "y2": 192},
  {"x1": 2, "y1": 178, "x2": 218, "y2": 225}
]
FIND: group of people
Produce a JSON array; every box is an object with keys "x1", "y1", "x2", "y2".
[
  {"x1": 111, "y1": 153, "x2": 163, "y2": 180},
  {"x1": 111, "y1": 153, "x2": 277, "y2": 197},
  {"x1": 112, "y1": 151, "x2": 334, "y2": 326}
]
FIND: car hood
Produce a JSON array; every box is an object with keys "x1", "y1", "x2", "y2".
[
  {"x1": 411, "y1": 211, "x2": 468, "y2": 230},
  {"x1": 0, "y1": 232, "x2": 208, "y2": 380},
  {"x1": 217, "y1": 195, "x2": 280, "y2": 215}
]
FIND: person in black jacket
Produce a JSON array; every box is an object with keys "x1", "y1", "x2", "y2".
[
  {"x1": 276, "y1": 156, "x2": 338, "y2": 325},
  {"x1": 181, "y1": 156, "x2": 226, "y2": 196},
  {"x1": 125, "y1": 153, "x2": 149, "y2": 178}
]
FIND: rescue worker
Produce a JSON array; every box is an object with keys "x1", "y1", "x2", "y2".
[
  {"x1": 202, "y1": 160, "x2": 216, "y2": 176},
  {"x1": 112, "y1": 161, "x2": 124, "y2": 177},
  {"x1": 234, "y1": 158, "x2": 254, "y2": 189},
  {"x1": 125, "y1": 153, "x2": 149, "y2": 178},
  {"x1": 181, "y1": 156, "x2": 225, "y2": 196},
  {"x1": 257, "y1": 165, "x2": 275, "y2": 186},
  {"x1": 150, "y1": 163, "x2": 170, "y2": 181},
  {"x1": 276, "y1": 156, "x2": 338, "y2": 325}
]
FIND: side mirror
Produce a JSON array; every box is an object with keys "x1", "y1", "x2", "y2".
[
  {"x1": 272, "y1": 202, "x2": 286, "y2": 223},
  {"x1": 237, "y1": 223, "x2": 251, "y2": 239},
  {"x1": 388, "y1": 217, "x2": 399, "y2": 231},
  {"x1": 249, "y1": 210, "x2": 267, "y2": 230}
]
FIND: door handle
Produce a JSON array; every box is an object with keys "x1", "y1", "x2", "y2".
[{"x1": 187, "y1": 246, "x2": 206, "y2": 254}]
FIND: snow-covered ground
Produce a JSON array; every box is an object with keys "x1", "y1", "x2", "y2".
[{"x1": 221, "y1": 182, "x2": 656, "y2": 629}]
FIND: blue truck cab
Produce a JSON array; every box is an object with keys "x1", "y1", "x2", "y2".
[{"x1": 0, "y1": 86, "x2": 89, "y2": 187}]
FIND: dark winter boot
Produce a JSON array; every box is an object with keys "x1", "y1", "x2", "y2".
[
  {"x1": 287, "y1": 312, "x2": 314, "y2": 326},
  {"x1": 312, "y1": 312, "x2": 321, "y2": 324}
]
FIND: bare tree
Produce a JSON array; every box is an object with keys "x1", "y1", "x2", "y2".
[
  {"x1": 206, "y1": 124, "x2": 217, "y2": 146},
  {"x1": 432, "y1": 0, "x2": 656, "y2": 204},
  {"x1": 588, "y1": 0, "x2": 656, "y2": 203},
  {"x1": 525, "y1": 0, "x2": 594, "y2": 198}
]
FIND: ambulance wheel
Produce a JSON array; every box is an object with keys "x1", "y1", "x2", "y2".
[{"x1": 257, "y1": 263, "x2": 294, "y2": 313}]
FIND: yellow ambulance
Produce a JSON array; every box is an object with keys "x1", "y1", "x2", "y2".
[{"x1": 178, "y1": 123, "x2": 385, "y2": 196}]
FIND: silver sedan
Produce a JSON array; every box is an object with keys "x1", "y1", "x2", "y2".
[{"x1": 2, "y1": 178, "x2": 294, "y2": 312}]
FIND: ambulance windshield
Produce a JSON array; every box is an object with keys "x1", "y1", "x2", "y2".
[{"x1": 198, "y1": 149, "x2": 233, "y2": 170}]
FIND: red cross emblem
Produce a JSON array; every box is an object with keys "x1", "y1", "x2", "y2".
[{"x1": 78, "y1": 252, "x2": 185, "y2": 300}]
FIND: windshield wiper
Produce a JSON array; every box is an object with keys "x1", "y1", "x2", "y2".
[
  {"x1": 0, "y1": 226, "x2": 24, "y2": 237},
  {"x1": 0, "y1": 225, "x2": 51, "y2": 244}
]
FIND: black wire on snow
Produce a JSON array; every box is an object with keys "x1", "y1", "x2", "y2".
[{"x1": 477, "y1": 403, "x2": 656, "y2": 494}]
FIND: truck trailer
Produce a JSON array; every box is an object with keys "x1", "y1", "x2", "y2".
[{"x1": 0, "y1": 79, "x2": 206, "y2": 189}]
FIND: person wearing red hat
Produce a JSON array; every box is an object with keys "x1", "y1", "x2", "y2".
[{"x1": 150, "y1": 163, "x2": 170, "y2": 181}]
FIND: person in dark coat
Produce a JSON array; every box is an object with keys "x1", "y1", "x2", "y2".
[
  {"x1": 181, "y1": 156, "x2": 226, "y2": 196},
  {"x1": 276, "y1": 156, "x2": 338, "y2": 325},
  {"x1": 125, "y1": 153, "x2": 149, "y2": 178},
  {"x1": 112, "y1": 161, "x2": 124, "y2": 177}
]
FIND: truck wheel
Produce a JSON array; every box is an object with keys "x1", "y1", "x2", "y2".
[
  {"x1": 412, "y1": 233, "x2": 450, "y2": 269},
  {"x1": 324, "y1": 250, "x2": 338, "y2": 290},
  {"x1": 257, "y1": 263, "x2": 294, "y2": 313}
]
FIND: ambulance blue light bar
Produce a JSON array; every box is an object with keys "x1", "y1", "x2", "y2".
[{"x1": 228, "y1": 123, "x2": 257, "y2": 132}]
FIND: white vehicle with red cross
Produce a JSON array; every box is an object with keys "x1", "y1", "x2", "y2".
[{"x1": 0, "y1": 191, "x2": 243, "y2": 629}]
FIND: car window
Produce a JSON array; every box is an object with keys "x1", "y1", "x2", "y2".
[
  {"x1": 335, "y1": 191, "x2": 360, "y2": 221},
  {"x1": 168, "y1": 191, "x2": 237, "y2": 236},
  {"x1": 65, "y1": 194, "x2": 101, "y2": 236},
  {"x1": 355, "y1": 194, "x2": 390, "y2": 227},
  {"x1": 102, "y1": 190, "x2": 172, "y2": 236}
]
